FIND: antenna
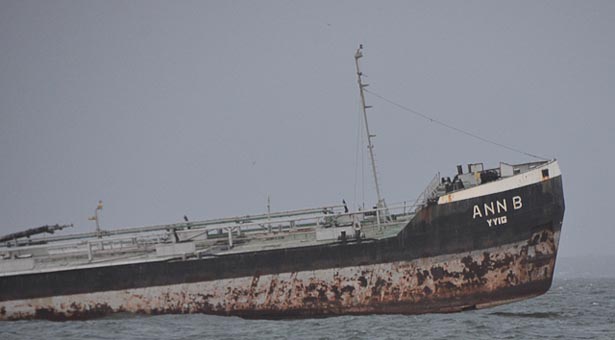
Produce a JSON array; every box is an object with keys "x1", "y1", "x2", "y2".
[
  {"x1": 354, "y1": 45, "x2": 387, "y2": 215},
  {"x1": 88, "y1": 200, "x2": 104, "y2": 238},
  {"x1": 267, "y1": 195, "x2": 272, "y2": 233}
]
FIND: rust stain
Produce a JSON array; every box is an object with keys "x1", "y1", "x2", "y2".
[{"x1": 0, "y1": 229, "x2": 559, "y2": 320}]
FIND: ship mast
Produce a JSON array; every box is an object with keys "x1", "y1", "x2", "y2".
[{"x1": 354, "y1": 45, "x2": 387, "y2": 214}]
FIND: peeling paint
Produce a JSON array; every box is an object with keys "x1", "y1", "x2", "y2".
[{"x1": 0, "y1": 229, "x2": 559, "y2": 320}]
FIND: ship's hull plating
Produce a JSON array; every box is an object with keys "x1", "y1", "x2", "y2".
[{"x1": 0, "y1": 175, "x2": 564, "y2": 320}]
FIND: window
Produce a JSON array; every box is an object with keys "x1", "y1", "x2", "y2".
[{"x1": 542, "y1": 169, "x2": 549, "y2": 178}]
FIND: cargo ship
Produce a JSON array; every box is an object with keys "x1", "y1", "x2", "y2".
[{"x1": 0, "y1": 47, "x2": 565, "y2": 320}]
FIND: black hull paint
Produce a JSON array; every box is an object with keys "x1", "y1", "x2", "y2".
[{"x1": 0, "y1": 175, "x2": 565, "y2": 319}]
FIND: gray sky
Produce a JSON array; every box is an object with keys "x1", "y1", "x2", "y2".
[{"x1": 1, "y1": 1, "x2": 613, "y2": 257}]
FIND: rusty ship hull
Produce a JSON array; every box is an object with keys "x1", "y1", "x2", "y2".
[{"x1": 0, "y1": 161, "x2": 564, "y2": 320}]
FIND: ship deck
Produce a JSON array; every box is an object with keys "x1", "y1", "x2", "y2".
[{"x1": 0, "y1": 202, "x2": 416, "y2": 277}]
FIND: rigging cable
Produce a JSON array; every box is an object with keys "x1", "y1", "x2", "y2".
[{"x1": 364, "y1": 88, "x2": 550, "y2": 161}]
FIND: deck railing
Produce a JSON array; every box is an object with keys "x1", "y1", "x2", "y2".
[
  {"x1": 412, "y1": 172, "x2": 441, "y2": 212},
  {"x1": 0, "y1": 201, "x2": 419, "y2": 269}
]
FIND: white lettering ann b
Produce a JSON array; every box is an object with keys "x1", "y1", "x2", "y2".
[
  {"x1": 513, "y1": 196, "x2": 522, "y2": 210},
  {"x1": 473, "y1": 205, "x2": 482, "y2": 219}
]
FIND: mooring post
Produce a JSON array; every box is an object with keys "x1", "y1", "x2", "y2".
[
  {"x1": 87, "y1": 242, "x2": 93, "y2": 262},
  {"x1": 227, "y1": 228, "x2": 233, "y2": 248}
]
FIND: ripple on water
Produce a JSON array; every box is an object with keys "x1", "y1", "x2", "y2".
[{"x1": 489, "y1": 311, "x2": 563, "y2": 319}]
